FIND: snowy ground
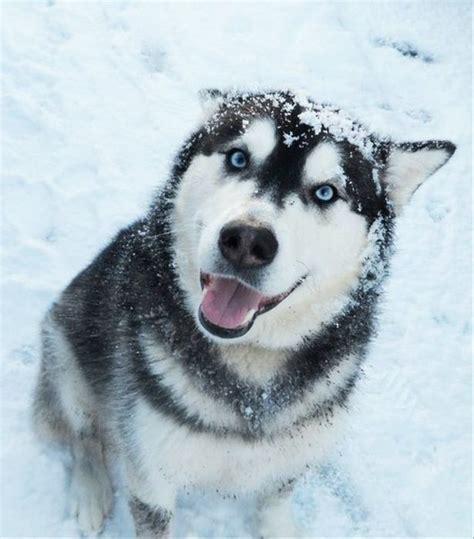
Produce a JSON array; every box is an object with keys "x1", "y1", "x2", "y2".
[{"x1": 1, "y1": 1, "x2": 471, "y2": 537}]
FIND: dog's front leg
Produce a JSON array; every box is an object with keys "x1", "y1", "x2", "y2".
[
  {"x1": 126, "y1": 463, "x2": 176, "y2": 538},
  {"x1": 257, "y1": 482, "x2": 300, "y2": 538}
]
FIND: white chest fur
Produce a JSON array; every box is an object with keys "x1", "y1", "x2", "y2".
[
  {"x1": 129, "y1": 337, "x2": 357, "y2": 498},
  {"x1": 130, "y1": 396, "x2": 348, "y2": 497}
]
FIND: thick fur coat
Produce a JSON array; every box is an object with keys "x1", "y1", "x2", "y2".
[{"x1": 33, "y1": 90, "x2": 455, "y2": 537}]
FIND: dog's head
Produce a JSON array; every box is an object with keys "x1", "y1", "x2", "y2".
[{"x1": 170, "y1": 91, "x2": 455, "y2": 348}]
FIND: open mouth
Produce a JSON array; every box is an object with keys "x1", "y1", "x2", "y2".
[{"x1": 198, "y1": 272, "x2": 306, "y2": 339}]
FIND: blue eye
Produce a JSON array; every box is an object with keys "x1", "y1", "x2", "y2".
[
  {"x1": 314, "y1": 184, "x2": 336, "y2": 203},
  {"x1": 228, "y1": 149, "x2": 248, "y2": 169}
]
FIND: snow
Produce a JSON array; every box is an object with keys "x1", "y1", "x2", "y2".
[
  {"x1": 299, "y1": 106, "x2": 375, "y2": 158},
  {"x1": 1, "y1": 1, "x2": 471, "y2": 537}
]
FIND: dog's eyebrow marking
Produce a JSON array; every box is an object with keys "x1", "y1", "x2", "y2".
[
  {"x1": 303, "y1": 142, "x2": 346, "y2": 189},
  {"x1": 241, "y1": 118, "x2": 277, "y2": 162}
]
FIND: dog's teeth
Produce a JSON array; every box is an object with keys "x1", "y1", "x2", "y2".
[{"x1": 243, "y1": 309, "x2": 257, "y2": 324}]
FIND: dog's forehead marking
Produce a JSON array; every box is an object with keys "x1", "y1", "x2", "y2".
[
  {"x1": 302, "y1": 142, "x2": 349, "y2": 194},
  {"x1": 241, "y1": 118, "x2": 277, "y2": 162},
  {"x1": 303, "y1": 142, "x2": 343, "y2": 184}
]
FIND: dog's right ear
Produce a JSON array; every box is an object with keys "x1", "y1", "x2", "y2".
[
  {"x1": 380, "y1": 140, "x2": 456, "y2": 214},
  {"x1": 198, "y1": 88, "x2": 226, "y2": 118}
]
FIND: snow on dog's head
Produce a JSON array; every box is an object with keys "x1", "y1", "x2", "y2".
[{"x1": 170, "y1": 90, "x2": 455, "y2": 348}]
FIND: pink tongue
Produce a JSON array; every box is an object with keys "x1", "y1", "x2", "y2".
[{"x1": 201, "y1": 277, "x2": 264, "y2": 329}]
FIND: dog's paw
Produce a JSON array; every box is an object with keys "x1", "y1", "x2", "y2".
[{"x1": 69, "y1": 464, "x2": 113, "y2": 534}]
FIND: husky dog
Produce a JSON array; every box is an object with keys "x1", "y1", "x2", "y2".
[{"x1": 33, "y1": 90, "x2": 455, "y2": 537}]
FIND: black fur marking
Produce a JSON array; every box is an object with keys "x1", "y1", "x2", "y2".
[
  {"x1": 129, "y1": 497, "x2": 171, "y2": 538},
  {"x1": 396, "y1": 139, "x2": 456, "y2": 156},
  {"x1": 339, "y1": 140, "x2": 387, "y2": 222}
]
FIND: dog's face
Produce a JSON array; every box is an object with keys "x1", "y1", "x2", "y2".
[{"x1": 171, "y1": 92, "x2": 454, "y2": 348}]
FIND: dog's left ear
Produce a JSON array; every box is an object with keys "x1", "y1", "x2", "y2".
[
  {"x1": 381, "y1": 140, "x2": 456, "y2": 213},
  {"x1": 198, "y1": 88, "x2": 226, "y2": 118}
]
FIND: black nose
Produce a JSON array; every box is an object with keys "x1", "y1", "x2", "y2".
[{"x1": 218, "y1": 221, "x2": 278, "y2": 269}]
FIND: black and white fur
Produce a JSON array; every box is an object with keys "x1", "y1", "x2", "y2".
[{"x1": 33, "y1": 90, "x2": 455, "y2": 537}]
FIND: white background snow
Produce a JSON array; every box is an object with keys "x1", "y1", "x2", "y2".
[{"x1": 1, "y1": 1, "x2": 471, "y2": 537}]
